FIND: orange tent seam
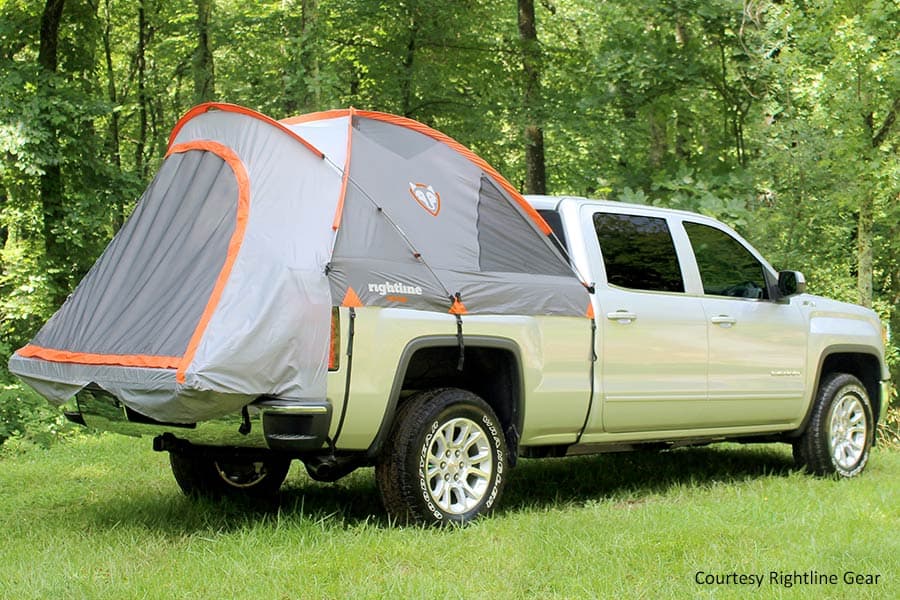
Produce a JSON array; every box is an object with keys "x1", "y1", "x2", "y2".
[
  {"x1": 16, "y1": 345, "x2": 181, "y2": 369},
  {"x1": 332, "y1": 107, "x2": 355, "y2": 231},
  {"x1": 168, "y1": 141, "x2": 251, "y2": 384},
  {"x1": 168, "y1": 102, "x2": 325, "y2": 159}
]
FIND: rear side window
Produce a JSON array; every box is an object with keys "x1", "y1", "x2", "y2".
[
  {"x1": 684, "y1": 221, "x2": 769, "y2": 299},
  {"x1": 593, "y1": 213, "x2": 684, "y2": 293}
]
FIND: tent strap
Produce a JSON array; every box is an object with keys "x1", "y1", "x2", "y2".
[
  {"x1": 331, "y1": 307, "x2": 356, "y2": 450},
  {"x1": 454, "y1": 295, "x2": 465, "y2": 372}
]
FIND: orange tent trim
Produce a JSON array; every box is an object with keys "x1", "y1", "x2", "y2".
[
  {"x1": 14, "y1": 140, "x2": 251, "y2": 379},
  {"x1": 169, "y1": 102, "x2": 325, "y2": 160},
  {"x1": 168, "y1": 140, "x2": 251, "y2": 384},
  {"x1": 332, "y1": 107, "x2": 355, "y2": 231},
  {"x1": 15, "y1": 345, "x2": 181, "y2": 369},
  {"x1": 281, "y1": 109, "x2": 351, "y2": 125}
]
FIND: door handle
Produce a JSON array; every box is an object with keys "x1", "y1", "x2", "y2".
[
  {"x1": 711, "y1": 315, "x2": 736, "y2": 326},
  {"x1": 606, "y1": 310, "x2": 637, "y2": 323}
]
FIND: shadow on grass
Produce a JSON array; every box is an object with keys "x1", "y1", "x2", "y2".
[
  {"x1": 84, "y1": 444, "x2": 796, "y2": 534},
  {"x1": 498, "y1": 444, "x2": 796, "y2": 515}
]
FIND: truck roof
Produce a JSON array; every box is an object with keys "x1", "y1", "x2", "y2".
[{"x1": 525, "y1": 194, "x2": 711, "y2": 221}]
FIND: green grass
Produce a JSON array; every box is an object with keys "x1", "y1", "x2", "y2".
[{"x1": 1, "y1": 435, "x2": 897, "y2": 599}]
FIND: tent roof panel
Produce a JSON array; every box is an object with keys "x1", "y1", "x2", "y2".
[
  {"x1": 169, "y1": 102, "x2": 325, "y2": 159},
  {"x1": 283, "y1": 109, "x2": 553, "y2": 236}
]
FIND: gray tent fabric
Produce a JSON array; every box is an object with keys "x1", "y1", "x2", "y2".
[
  {"x1": 326, "y1": 114, "x2": 587, "y2": 315},
  {"x1": 30, "y1": 151, "x2": 237, "y2": 358},
  {"x1": 10, "y1": 103, "x2": 589, "y2": 424}
]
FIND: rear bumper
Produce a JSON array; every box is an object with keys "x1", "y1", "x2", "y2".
[{"x1": 74, "y1": 387, "x2": 331, "y2": 453}]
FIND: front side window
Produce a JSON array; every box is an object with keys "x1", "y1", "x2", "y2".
[
  {"x1": 684, "y1": 221, "x2": 769, "y2": 299},
  {"x1": 593, "y1": 213, "x2": 684, "y2": 293}
]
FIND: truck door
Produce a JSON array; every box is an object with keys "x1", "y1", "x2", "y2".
[
  {"x1": 681, "y1": 220, "x2": 807, "y2": 426},
  {"x1": 587, "y1": 208, "x2": 710, "y2": 433}
]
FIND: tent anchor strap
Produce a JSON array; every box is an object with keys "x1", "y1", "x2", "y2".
[
  {"x1": 329, "y1": 307, "x2": 356, "y2": 452},
  {"x1": 455, "y1": 315, "x2": 464, "y2": 372},
  {"x1": 238, "y1": 405, "x2": 251, "y2": 435},
  {"x1": 574, "y1": 314, "x2": 597, "y2": 445}
]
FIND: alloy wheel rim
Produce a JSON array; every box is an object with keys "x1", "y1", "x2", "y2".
[
  {"x1": 828, "y1": 392, "x2": 867, "y2": 471},
  {"x1": 425, "y1": 417, "x2": 493, "y2": 514}
]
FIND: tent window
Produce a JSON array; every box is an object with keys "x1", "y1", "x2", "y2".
[
  {"x1": 477, "y1": 177, "x2": 572, "y2": 276},
  {"x1": 31, "y1": 150, "x2": 240, "y2": 358}
]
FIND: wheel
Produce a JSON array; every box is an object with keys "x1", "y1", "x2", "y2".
[
  {"x1": 169, "y1": 451, "x2": 291, "y2": 498},
  {"x1": 375, "y1": 388, "x2": 508, "y2": 526},
  {"x1": 793, "y1": 373, "x2": 874, "y2": 477}
]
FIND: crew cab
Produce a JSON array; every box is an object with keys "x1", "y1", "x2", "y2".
[{"x1": 70, "y1": 196, "x2": 891, "y2": 525}]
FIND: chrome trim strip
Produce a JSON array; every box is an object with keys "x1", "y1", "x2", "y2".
[{"x1": 263, "y1": 404, "x2": 329, "y2": 415}]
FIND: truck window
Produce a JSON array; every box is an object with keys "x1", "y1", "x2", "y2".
[
  {"x1": 537, "y1": 209, "x2": 568, "y2": 257},
  {"x1": 593, "y1": 213, "x2": 684, "y2": 293},
  {"x1": 684, "y1": 221, "x2": 769, "y2": 299}
]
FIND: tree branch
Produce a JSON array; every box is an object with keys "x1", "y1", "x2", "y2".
[{"x1": 872, "y1": 95, "x2": 900, "y2": 148}]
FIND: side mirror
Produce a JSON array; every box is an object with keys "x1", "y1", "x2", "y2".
[{"x1": 777, "y1": 270, "x2": 807, "y2": 297}]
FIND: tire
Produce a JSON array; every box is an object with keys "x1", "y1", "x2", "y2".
[
  {"x1": 375, "y1": 388, "x2": 507, "y2": 526},
  {"x1": 793, "y1": 373, "x2": 874, "y2": 477},
  {"x1": 169, "y1": 451, "x2": 291, "y2": 498}
]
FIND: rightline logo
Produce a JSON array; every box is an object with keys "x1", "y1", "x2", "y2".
[
  {"x1": 368, "y1": 281, "x2": 424, "y2": 296},
  {"x1": 409, "y1": 182, "x2": 441, "y2": 216}
]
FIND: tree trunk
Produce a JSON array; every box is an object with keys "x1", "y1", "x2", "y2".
[
  {"x1": 38, "y1": 0, "x2": 65, "y2": 72},
  {"x1": 400, "y1": 15, "x2": 418, "y2": 118},
  {"x1": 890, "y1": 219, "x2": 900, "y2": 382},
  {"x1": 858, "y1": 96, "x2": 899, "y2": 308},
  {"x1": 300, "y1": 0, "x2": 319, "y2": 111},
  {"x1": 282, "y1": 1, "x2": 319, "y2": 115},
  {"x1": 856, "y1": 188, "x2": 873, "y2": 308},
  {"x1": 38, "y1": 0, "x2": 67, "y2": 300},
  {"x1": 193, "y1": 0, "x2": 215, "y2": 104},
  {"x1": 102, "y1": 0, "x2": 124, "y2": 230},
  {"x1": 135, "y1": 0, "x2": 148, "y2": 179},
  {"x1": 518, "y1": 0, "x2": 546, "y2": 194},
  {"x1": 648, "y1": 108, "x2": 667, "y2": 171}
]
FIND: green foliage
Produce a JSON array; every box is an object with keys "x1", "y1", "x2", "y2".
[
  {"x1": 0, "y1": 436, "x2": 898, "y2": 596},
  {"x1": 0, "y1": 239, "x2": 54, "y2": 346},
  {"x1": 878, "y1": 404, "x2": 900, "y2": 449},
  {"x1": 0, "y1": 0, "x2": 897, "y2": 440},
  {"x1": 0, "y1": 381, "x2": 74, "y2": 451}
]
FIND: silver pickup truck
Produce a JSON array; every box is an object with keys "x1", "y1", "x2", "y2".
[{"x1": 65, "y1": 195, "x2": 891, "y2": 525}]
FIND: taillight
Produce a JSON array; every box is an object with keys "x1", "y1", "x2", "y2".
[{"x1": 329, "y1": 307, "x2": 340, "y2": 371}]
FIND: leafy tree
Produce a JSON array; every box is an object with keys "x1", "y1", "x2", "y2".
[{"x1": 0, "y1": 0, "x2": 896, "y2": 388}]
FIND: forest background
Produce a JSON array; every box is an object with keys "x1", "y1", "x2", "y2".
[{"x1": 0, "y1": 0, "x2": 897, "y2": 443}]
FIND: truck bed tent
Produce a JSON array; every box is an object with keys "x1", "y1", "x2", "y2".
[{"x1": 9, "y1": 103, "x2": 589, "y2": 423}]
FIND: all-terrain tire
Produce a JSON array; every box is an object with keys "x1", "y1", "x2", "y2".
[
  {"x1": 169, "y1": 451, "x2": 291, "y2": 498},
  {"x1": 375, "y1": 388, "x2": 507, "y2": 526},
  {"x1": 793, "y1": 373, "x2": 873, "y2": 477}
]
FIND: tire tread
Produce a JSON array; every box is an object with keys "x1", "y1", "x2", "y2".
[
  {"x1": 375, "y1": 388, "x2": 506, "y2": 525},
  {"x1": 794, "y1": 372, "x2": 872, "y2": 477}
]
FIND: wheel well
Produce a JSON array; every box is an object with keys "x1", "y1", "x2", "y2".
[
  {"x1": 818, "y1": 352, "x2": 882, "y2": 422},
  {"x1": 394, "y1": 343, "x2": 523, "y2": 461}
]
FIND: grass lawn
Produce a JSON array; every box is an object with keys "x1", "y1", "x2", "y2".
[{"x1": 0, "y1": 434, "x2": 896, "y2": 599}]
